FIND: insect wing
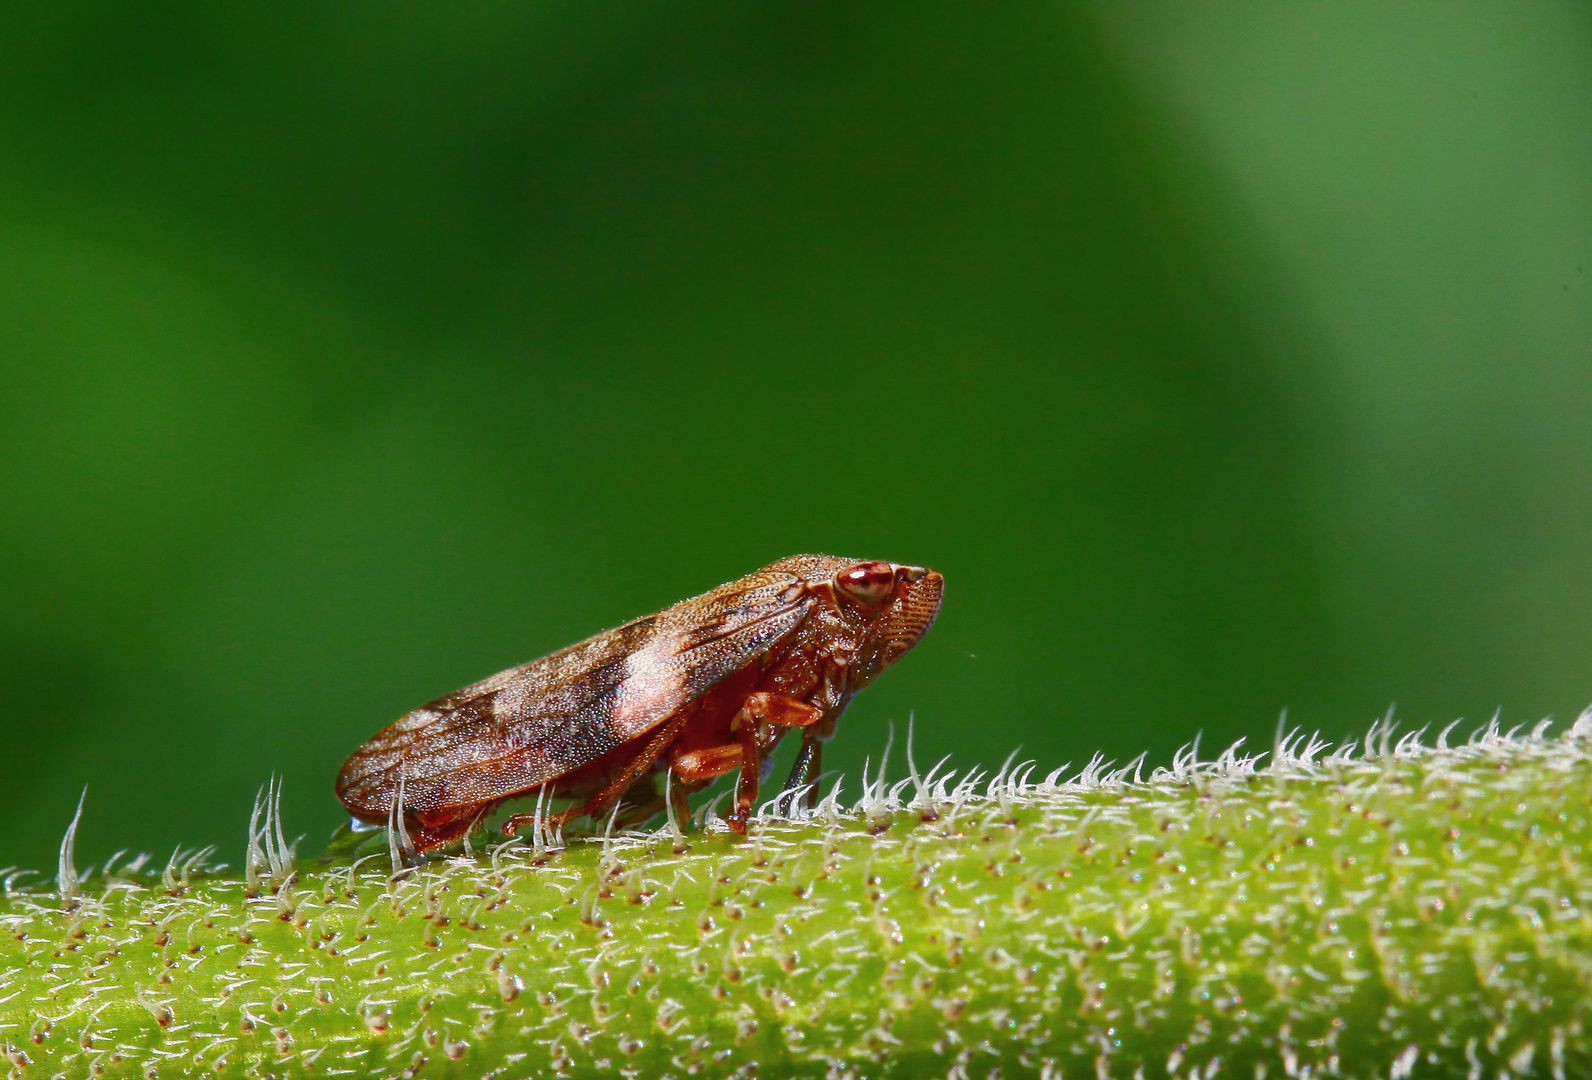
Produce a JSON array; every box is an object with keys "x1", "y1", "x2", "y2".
[{"x1": 337, "y1": 571, "x2": 813, "y2": 817}]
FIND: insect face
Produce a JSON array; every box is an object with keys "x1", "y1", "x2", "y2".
[{"x1": 830, "y1": 561, "x2": 943, "y2": 693}]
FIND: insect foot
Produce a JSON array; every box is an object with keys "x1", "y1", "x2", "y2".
[{"x1": 336, "y1": 555, "x2": 943, "y2": 853}]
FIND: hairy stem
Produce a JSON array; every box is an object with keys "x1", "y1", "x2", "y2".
[{"x1": 4, "y1": 722, "x2": 1592, "y2": 1079}]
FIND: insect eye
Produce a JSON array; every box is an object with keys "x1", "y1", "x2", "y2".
[{"x1": 836, "y1": 561, "x2": 896, "y2": 606}]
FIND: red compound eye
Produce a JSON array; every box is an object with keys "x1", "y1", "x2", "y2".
[{"x1": 835, "y1": 561, "x2": 896, "y2": 607}]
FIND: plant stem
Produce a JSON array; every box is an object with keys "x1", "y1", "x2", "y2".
[{"x1": 4, "y1": 722, "x2": 1591, "y2": 1078}]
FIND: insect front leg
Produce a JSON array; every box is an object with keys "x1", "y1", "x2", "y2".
[
  {"x1": 783, "y1": 737, "x2": 823, "y2": 808},
  {"x1": 781, "y1": 656, "x2": 849, "y2": 807},
  {"x1": 724, "y1": 691, "x2": 824, "y2": 833}
]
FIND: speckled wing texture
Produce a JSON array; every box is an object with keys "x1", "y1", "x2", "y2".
[{"x1": 338, "y1": 568, "x2": 815, "y2": 816}]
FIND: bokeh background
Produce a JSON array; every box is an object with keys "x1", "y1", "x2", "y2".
[{"x1": 3, "y1": 3, "x2": 1590, "y2": 874}]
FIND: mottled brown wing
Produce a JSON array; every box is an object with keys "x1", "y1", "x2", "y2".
[{"x1": 337, "y1": 570, "x2": 813, "y2": 817}]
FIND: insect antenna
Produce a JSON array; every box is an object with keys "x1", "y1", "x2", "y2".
[{"x1": 56, "y1": 786, "x2": 87, "y2": 907}]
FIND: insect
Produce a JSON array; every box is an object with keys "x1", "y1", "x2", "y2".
[{"x1": 336, "y1": 554, "x2": 943, "y2": 852}]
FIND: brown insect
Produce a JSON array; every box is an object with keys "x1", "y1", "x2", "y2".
[{"x1": 336, "y1": 554, "x2": 943, "y2": 852}]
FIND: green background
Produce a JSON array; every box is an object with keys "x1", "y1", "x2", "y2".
[{"x1": 2, "y1": 3, "x2": 1589, "y2": 875}]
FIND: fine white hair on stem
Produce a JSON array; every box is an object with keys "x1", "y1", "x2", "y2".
[
  {"x1": 901, "y1": 716, "x2": 953, "y2": 821},
  {"x1": 854, "y1": 721, "x2": 898, "y2": 828},
  {"x1": 986, "y1": 748, "x2": 1020, "y2": 799},
  {"x1": 14, "y1": 707, "x2": 1592, "y2": 911},
  {"x1": 696, "y1": 788, "x2": 733, "y2": 832},
  {"x1": 387, "y1": 765, "x2": 413, "y2": 877},
  {"x1": 528, "y1": 783, "x2": 555, "y2": 859},
  {"x1": 191, "y1": 705, "x2": 1592, "y2": 869},
  {"x1": 754, "y1": 784, "x2": 811, "y2": 823},
  {"x1": 245, "y1": 775, "x2": 300, "y2": 896},
  {"x1": 817, "y1": 775, "x2": 846, "y2": 827},
  {"x1": 662, "y1": 710, "x2": 1591, "y2": 841},
  {"x1": 99, "y1": 849, "x2": 126, "y2": 879},
  {"x1": 663, "y1": 769, "x2": 684, "y2": 842},
  {"x1": 913, "y1": 755, "x2": 953, "y2": 821},
  {"x1": 268, "y1": 775, "x2": 292, "y2": 882},
  {"x1": 598, "y1": 800, "x2": 623, "y2": 875},
  {"x1": 245, "y1": 785, "x2": 268, "y2": 896},
  {"x1": 163, "y1": 845, "x2": 190, "y2": 894},
  {"x1": 57, "y1": 786, "x2": 87, "y2": 905}
]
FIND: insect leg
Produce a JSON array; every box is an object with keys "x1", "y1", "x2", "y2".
[
  {"x1": 668, "y1": 772, "x2": 699, "y2": 832},
  {"x1": 724, "y1": 723, "x2": 764, "y2": 834},
  {"x1": 785, "y1": 655, "x2": 847, "y2": 807},
  {"x1": 673, "y1": 744, "x2": 743, "y2": 776},
  {"x1": 742, "y1": 690, "x2": 823, "y2": 728},
  {"x1": 782, "y1": 734, "x2": 823, "y2": 808},
  {"x1": 719, "y1": 691, "x2": 825, "y2": 831}
]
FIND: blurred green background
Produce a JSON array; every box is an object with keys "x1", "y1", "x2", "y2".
[{"x1": 2, "y1": 3, "x2": 1590, "y2": 874}]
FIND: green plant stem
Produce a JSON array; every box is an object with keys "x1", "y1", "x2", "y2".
[{"x1": 4, "y1": 724, "x2": 1592, "y2": 1079}]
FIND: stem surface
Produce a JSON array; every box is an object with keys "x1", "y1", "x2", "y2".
[{"x1": 3, "y1": 722, "x2": 1591, "y2": 1079}]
